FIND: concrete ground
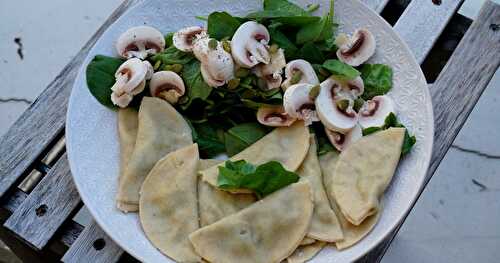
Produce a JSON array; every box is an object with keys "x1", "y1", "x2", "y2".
[{"x1": 0, "y1": 0, "x2": 499, "y2": 262}]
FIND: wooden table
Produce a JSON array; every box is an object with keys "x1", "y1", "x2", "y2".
[{"x1": 0, "y1": 0, "x2": 498, "y2": 262}]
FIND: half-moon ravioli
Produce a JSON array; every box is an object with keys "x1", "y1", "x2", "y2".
[
  {"x1": 116, "y1": 97, "x2": 193, "y2": 212},
  {"x1": 139, "y1": 144, "x2": 201, "y2": 262},
  {"x1": 286, "y1": 241, "x2": 326, "y2": 263},
  {"x1": 332, "y1": 128, "x2": 405, "y2": 225},
  {"x1": 200, "y1": 121, "x2": 309, "y2": 193},
  {"x1": 189, "y1": 181, "x2": 313, "y2": 263},
  {"x1": 117, "y1": 108, "x2": 138, "y2": 184}
]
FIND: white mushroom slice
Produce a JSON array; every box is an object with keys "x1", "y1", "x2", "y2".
[
  {"x1": 257, "y1": 106, "x2": 297, "y2": 127},
  {"x1": 283, "y1": 83, "x2": 320, "y2": 126},
  {"x1": 149, "y1": 71, "x2": 185, "y2": 104},
  {"x1": 315, "y1": 78, "x2": 358, "y2": 133},
  {"x1": 332, "y1": 76, "x2": 365, "y2": 101},
  {"x1": 255, "y1": 48, "x2": 286, "y2": 89},
  {"x1": 231, "y1": 21, "x2": 270, "y2": 68},
  {"x1": 192, "y1": 34, "x2": 211, "y2": 62},
  {"x1": 282, "y1": 59, "x2": 319, "y2": 90},
  {"x1": 205, "y1": 43, "x2": 235, "y2": 85},
  {"x1": 358, "y1": 95, "x2": 395, "y2": 128},
  {"x1": 325, "y1": 124, "x2": 362, "y2": 152},
  {"x1": 110, "y1": 58, "x2": 150, "y2": 108},
  {"x1": 336, "y1": 28, "x2": 376, "y2": 67},
  {"x1": 116, "y1": 26, "x2": 165, "y2": 59},
  {"x1": 173, "y1": 26, "x2": 206, "y2": 52}
]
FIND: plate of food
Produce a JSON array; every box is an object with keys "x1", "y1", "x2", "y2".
[{"x1": 66, "y1": 0, "x2": 433, "y2": 262}]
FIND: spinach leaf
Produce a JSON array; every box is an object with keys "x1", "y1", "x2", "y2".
[
  {"x1": 180, "y1": 60, "x2": 213, "y2": 109},
  {"x1": 296, "y1": 0, "x2": 336, "y2": 44},
  {"x1": 322, "y1": 59, "x2": 360, "y2": 80},
  {"x1": 224, "y1": 123, "x2": 270, "y2": 156},
  {"x1": 86, "y1": 55, "x2": 124, "y2": 109},
  {"x1": 151, "y1": 46, "x2": 194, "y2": 65},
  {"x1": 360, "y1": 64, "x2": 393, "y2": 100},
  {"x1": 269, "y1": 27, "x2": 299, "y2": 59},
  {"x1": 164, "y1": 32, "x2": 174, "y2": 47},
  {"x1": 246, "y1": 11, "x2": 320, "y2": 26},
  {"x1": 208, "y1": 12, "x2": 242, "y2": 40},
  {"x1": 217, "y1": 160, "x2": 299, "y2": 198},
  {"x1": 299, "y1": 42, "x2": 326, "y2": 64},
  {"x1": 263, "y1": 0, "x2": 308, "y2": 15},
  {"x1": 192, "y1": 122, "x2": 226, "y2": 158},
  {"x1": 362, "y1": 113, "x2": 416, "y2": 154},
  {"x1": 241, "y1": 99, "x2": 282, "y2": 109}
]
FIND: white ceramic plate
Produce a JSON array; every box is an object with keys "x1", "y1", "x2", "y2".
[{"x1": 66, "y1": 0, "x2": 433, "y2": 262}]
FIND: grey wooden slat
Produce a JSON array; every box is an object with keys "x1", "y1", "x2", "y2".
[
  {"x1": 361, "y1": 0, "x2": 389, "y2": 13},
  {"x1": 358, "y1": 1, "x2": 500, "y2": 262},
  {"x1": 4, "y1": 154, "x2": 81, "y2": 250},
  {"x1": 62, "y1": 221, "x2": 123, "y2": 263},
  {"x1": 394, "y1": 0, "x2": 465, "y2": 64},
  {"x1": 0, "y1": 0, "x2": 137, "y2": 199}
]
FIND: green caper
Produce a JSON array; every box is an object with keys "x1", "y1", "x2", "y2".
[
  {"x1": 235, "y1": 68, "x2": 250, "y2": 78},
  {"x1": 227, "y1": 78, "x2": 241, "y2": 89},
  {"x1": 353, "y1": 98, "x2": 365, "y2": 112},
  {"x1": 222, "y1": 40, "x2": 231, "y2": 53},
  {"x1": 336, "y1": 99, "x2": 350, "y2": 111},
  {"x1": 208, "y1": 38, "x2": 218, "y2": 50},
  {"x1": 171, "y1": 64, "x2": 183, "y2": 73},
  {"x1": 163, "y1": 64, "x2": 174, "y2": 71},
  {"x1": 290, "y1": 71, "x2": 303, "y2": 85},
  {"x1": 269, "y1": 44, "x2": 279, "y2": 54},
  {"x1": 309, "y1": 84, "x2": 321, "y2": 100},
  {"x1": 153, "y1": 60, "x2": 162, "y2": 70}
]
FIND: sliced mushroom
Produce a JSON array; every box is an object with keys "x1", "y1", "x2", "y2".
[
  {"x1": 200, "y1": 63, "x2": 225, "y2": 87},
  {"x1": 325, "y1": 124, "x2": 362, "y2": 152},
  {"x1": 116, "y1": 26, "x2": 165, "y2": 59},
  {"x1": 255, "y1": 48, "x2": 286, "y2": 89},
  {"x1": 257, "y1": 106, "x2": 297, "y2": 127},
  {"x1": 231, "y1": 21, "x2": 270, "y2": 68},
  {"x1": 110, "y1": 58, "x2": 151, "y2": 108},
  {"x1": 173, "y1": 26, "x2": 206, "y2": 52},
  {"x1": 205, "y1": 43, "x2": 235, "y2": 85},
  {"x1": 283, "y1": 83, "x2": 320, "y2": 126},
  {"x1": 281, "y1": 59, "x2": 319, "y2": 90},
  {"x1": 149, "y1": 71, "x2": 185, "y2": 104},
  {"x1": 331, "y1": 76, "x2": 365, "y2": 101},
  {"x1": 315, "y1": 78, "x2": 358, "y2": 133},
  {"x1": 358, "y1": 95, "x2": 395, "y2": 128},
  {"x1": 336, "y1": 28, "x2": 376, "y2": 67}
]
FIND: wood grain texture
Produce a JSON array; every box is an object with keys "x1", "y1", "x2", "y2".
[
  {"x1": 62, "y1": 221, "x2": 123, "y2": 263},
  {"x1": 358, "y1": 1, "x2": 500, "y2": 262},
  {"x1": 361, "y1": 0, "x2": 389, "y2": 13},
  {"x1": 4, "y1": 154, "x2": 81, "y2": 250},
  {"x1": 0, "y1": 0, "x2": 137, "y2": 200},
  {"x1": 394, "y1": 0, "x2": 464, "y2": 63}
]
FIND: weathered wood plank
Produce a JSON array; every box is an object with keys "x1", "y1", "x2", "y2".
[
  {"x1": 394, "y1": 0, "x2": 464, "y2": 64},
  {"x1": 4, "y1": 154, "x2": 81, "y2": 250},
  {"x1": 358, "y1": 1, "x2": 500, "y2": 262},
  {"x1": 0, "y1": 0, "x2": 137, "y2": 200},
  {"x1": 361, "y1": 0, "x2": 389, "y2": 13},
  {"x1": 62, "y1": 221, "x2": 123, "y2": 263}
]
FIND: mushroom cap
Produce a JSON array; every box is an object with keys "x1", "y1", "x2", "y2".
[
  {"x1": 281, "y1": 59, "x2": 319, "y2": 90},
  {"x1": 149, "y1": 71, "x2": 186, "y2": 104},
  {"x1": 112, "y1": 58, "x2": 149, "y2": 94},
  {"x1": 231, "y1": 21, "x2": 270, "y2": 68},
  {"x1": 358, "y1": 95, "x2": 395, "y2": 128},
  {"x1": 255, "y1": 48, "x2": 286, "y2": 89},
  {"x1": 257, "y1": 106, "x2": 297, "y2": 127},
  {"x1": 283, "y1": 83, "x2": 319, "y2": 126},
  {"x1": 173, "y1": 26, "x2": 206, "y2": 52},
  {"x1": 200, "y1": 63, "x2": 225, "y2": 87},
  {"x1": 325, "y1": 124, "x2": 362, "y2": 152},
  {"x1": 336, "y1": 28, "x2": 376, "y2": 67},
  {"x1": 111, "y1": 92, "x2": 134, "y2": 108},
  {"x1": 315, "y1": 78, "x2": 358, "y2": 133},
  {"x1": 332, "y1": 76, "x2": 365, "y2": 100},
  {"x1": 116, "y1": 26, "x2": 165, "y2": 59},
  {"x1": 205, "y1": 43, "x2": 235, "y2": 84}
]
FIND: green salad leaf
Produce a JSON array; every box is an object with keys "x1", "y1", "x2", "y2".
[
  {"x1": 263, "y1": 0, "x2": 309, "y2": 15},
  {"x1": 164, "y1": 32, "x2": 174, "y2": 47},
  {"x1": 296, "y1": 0, "x2": 336, "y2": 44},
  {"x1": 217, "y1": 160, "x2": 299, "y2": 198},
  {"x1": 208, "y1": 12, "x2": 242, "y2": 40},
  {"x1": 247, "y1": 0, "x2": 319, "y2": 26},
  {"x1": 151, "y1": 46, "x2": 194, "y2": 66},
  {"x1": 180, "y1": 60, "x2": 213, "y2": 109},
  {"x1": 191, "y1": 122, "x2": 226, "y2": 158},
  {"x1": 362, "y1": 113, "x2": 416, "y2": 155},
  {"x1": 269, "y1": 27, "x2": 299, "y2": 59},
  {"x1": 86, "y1": 55, "x2": 124, "y2": 109},
  {"x1": 300, "y1": 42, "x2": 326, "y2": 64},
  {"x1": 360, "y1": 64, "x2": 393, "y2": 100},
  {"x1": 224, "y1": 123, "x2": 271, "y2": 156},
  {"x1": 322, "y1": 59, "x2": 360, "y2": 80}
]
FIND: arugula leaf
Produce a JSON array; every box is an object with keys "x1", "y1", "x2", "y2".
[
  {"x1": 299, "y1": 42, "x2": 326, "y2": 64},
  {"x1": 224, "y1": 123, "x2": 270, "y2": 156},
  {"x1": 360, "y1": 64, "x2": 393, "y2": 100},
  {"x1": 86, "y1": 55, "x2": 124, "y2": 109},
  {"x1": 217, "y1": 160, "x2": 299, "y2": 198},
  {"x1": 208, "y1": 12, "x2": 242, "y2": 40},
  {"x1": 151, "y1": 46, "x2": 194, "y2": 65},
  {"x1": 180, "y1": 60, "x2": 213, "y2": 109},
  {"x1": 296, "y1": 0, "x2": 336, "y2": 44},
  {"x1": 322, "y1": 59, "x2": 360, "y2": 80},
  {"x1": 269, "y1": 27, "x2": 299, "y2": 59},
  {"x1": 362, "y1": 113, "x2": 416, "y2": 154}
]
